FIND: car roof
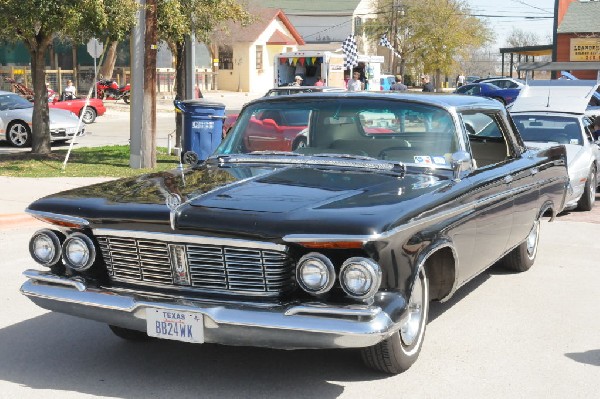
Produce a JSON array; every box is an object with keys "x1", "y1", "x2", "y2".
[
  {"x1": 510, "y1": 80, "x2": 599, "y2": 114},
  {"x1": 246, "y1": 91, "x2": 506, "y2": 111}
]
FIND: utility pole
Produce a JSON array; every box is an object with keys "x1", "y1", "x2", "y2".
[
  {"x1": 130, "y1": 0, "x2": 145, "y2": 169},
  {"x1": 143, "y1": 0, "x2": 157, "y2": 167},
  {"x1": 391, "y1": 0, "x2": 399, "y2": 74}
]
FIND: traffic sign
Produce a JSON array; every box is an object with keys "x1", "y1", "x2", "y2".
[{"x1": 87, "y1": 38, "x2": 103, "y2": 59}]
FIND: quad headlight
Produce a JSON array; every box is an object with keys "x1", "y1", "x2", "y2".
[
  {"x1": 296, "y1": 253, "x2": 335, "y2": 295},
  {"x1": 340, "y1": 257, "x2": 382, "y2": 299},
  {"x1": 29, "y1": 229, "x2": 63, "y2": 266},
  {"x1": 62, "y1": 233, "x2": 96, "y2": 271}
]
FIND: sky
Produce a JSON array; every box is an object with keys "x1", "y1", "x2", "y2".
[{"x1": 467, "y1": 0, "x2": 556, "y2": 47}]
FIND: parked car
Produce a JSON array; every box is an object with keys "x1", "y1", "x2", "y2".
[
  {"x1": 559, "y1": 71, "x2": 600, "y2": 118},
  {"x1": 475, "y1": 77, "x2": 526, "y2": 89},
  {"x1": 21, "y1": 92, "x2": 568, "y2": 374},
  {"x1": 48, "y1": 96, "x2": 106, "y2": 124},
  {"x1": 454, "y1": 82, "x2": 521, "y2": 105},
  {"x1": 0, "y1": 91, "x2": 85, "y2": 147},
  {"x1": 510, "y1": 79, "x2": 600, "y2": 211},
  {"x1": 465, "y1": 75, "x2": 480, "y2": 84},
  {"x1": 222, "y1": 87, "x2": 346, "y2": 138}
]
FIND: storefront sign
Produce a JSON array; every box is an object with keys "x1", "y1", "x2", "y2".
[{"x1": 570, "y1": 38, "x2": 600, "y2": 61}]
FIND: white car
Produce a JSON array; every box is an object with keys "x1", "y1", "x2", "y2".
[
  {"x1": 0, "y1": 90, "x2": 85, "y2": 147},
  {"x1": 510, "y1": 80, "x2": 600, "y2": 211}
]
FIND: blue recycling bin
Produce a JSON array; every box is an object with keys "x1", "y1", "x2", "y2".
[{"x1": 174, "y1": 99, "x2": 226, "y2": 164}]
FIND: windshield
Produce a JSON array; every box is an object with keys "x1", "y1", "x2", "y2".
[
  {"x1": 0, "y1": 94, "x2": 33, "y2": 111},
  {"x1": 215, "y1": 98, "x2": 460, "y2": 167},
  {"x1": 512, "y1": 115, "x2": 582, "y2": 145}
]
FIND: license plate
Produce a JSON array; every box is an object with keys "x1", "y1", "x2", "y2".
[
  {"x1": 146, "y1": 308, "x2": 204, "y2": 343},
  {"x1": 67, "y1": 127, "x2": 76, "y2": 134}
]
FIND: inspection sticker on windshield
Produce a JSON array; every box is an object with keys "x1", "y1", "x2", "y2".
[
  {"x1": 414, "y1": 156, "x2": 432, "y2": 164},
  {"x1": 147, "y1": 308, "x2": 204, "y2": 343},
  {"x1": 432, "y1": 156, "x2": 446, "y2": 165}
]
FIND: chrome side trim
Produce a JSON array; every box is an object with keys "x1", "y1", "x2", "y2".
[
  {"x1": 25, "y1": 210, "x2": 90, "y2": 227},
  {"x1": 285, "y1": 303, "x2": 381, "y2": 318},
  {"x1": 92, "y1": 228, "x2": 287, "y2": 252},
  {"x1": 23, "y1": 269, "x2": 87, "y2": 292},
  {"x1": 284, "y1": 179, "x2": 545, "y2": 243}
]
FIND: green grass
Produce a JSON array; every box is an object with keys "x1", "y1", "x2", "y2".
[{"x1": 0, "y1": 145, "x2": 180, "y2": 177}]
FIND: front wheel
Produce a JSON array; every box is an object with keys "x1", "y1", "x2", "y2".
[
  {"x1": 7, "y1": 121, "x2": 31, "y2": 147},
  {"x1": 576, "y1": 167, "x2": 596, "y2": 211},
  {"x1": 501, "y1": 219, "x2": 540, "y2": 272},
  {"x1": 80, "y1": 107, "x2": 97, "y2": 124},
  {"x1": 361, "y1": 267, "x2": 429, "y2": 374}
]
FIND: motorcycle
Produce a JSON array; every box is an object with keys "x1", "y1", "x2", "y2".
[{"x1": 96, "y1": 79, "x2": 131, "y2": 104}]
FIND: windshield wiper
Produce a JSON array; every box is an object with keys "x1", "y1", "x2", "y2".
[
  {"x1": 312, "y1": 153, "x2": 377, "y2": 161},
  {"x1": 248, "y1": 151, "x2": 301, "y2": 156}
]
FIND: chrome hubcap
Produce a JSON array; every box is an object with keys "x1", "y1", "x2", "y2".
[
  {"x1": 400, "y1": 275, "x2": 424, "y2": 346},
  {"x1": 526, "y1": 220, "x2": 539, "y2": 258},
  {"x1": 9, "y1": 124, "x2": 28, "y2": 146}
]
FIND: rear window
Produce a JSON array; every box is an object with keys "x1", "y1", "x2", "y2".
[{"x1": 512, "y1": 115, "x2": 582, "y2": 145}]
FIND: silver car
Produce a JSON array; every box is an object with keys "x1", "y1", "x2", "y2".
[
  {"x1": 0, "y1": 90, "x2": 85, "y2": 147},
  {"x1": 510, "y1": 80, "x2": 600, "y2": 211}
]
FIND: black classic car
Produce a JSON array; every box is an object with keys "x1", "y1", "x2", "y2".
[{"x1": 21, "y1": 93, "x2": 568, "y2": 374}]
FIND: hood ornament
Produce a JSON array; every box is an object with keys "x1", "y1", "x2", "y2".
[{"x1": 166, "y1": 193, "x2": 182, "y2": 210}]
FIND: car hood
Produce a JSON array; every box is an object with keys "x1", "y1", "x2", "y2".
[
  {"x1": 49, "y1": 108, "x2": 78, "y2": 123},
  {"x1": 27, "y1": 163, "x2": 452, "y2": 239}
]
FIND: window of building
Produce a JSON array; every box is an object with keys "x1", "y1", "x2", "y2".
[
  {"x1": 256, "y1": 45, "x2": 263, "y2": 70},
  {"x1": 219, "y1": 45, "x2": 233, "y2": 70}
]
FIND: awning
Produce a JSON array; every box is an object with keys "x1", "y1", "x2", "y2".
[{"x1": 517, "y1": 61, "x2": 600, "y2": 71}]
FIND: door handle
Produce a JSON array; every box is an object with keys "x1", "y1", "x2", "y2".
[
  {"x1": 504, "y1": 175, "x2": 513, "y2": 184},
  {"x1": 531, "y1": 167, "x2": 539, "y2": 175}
]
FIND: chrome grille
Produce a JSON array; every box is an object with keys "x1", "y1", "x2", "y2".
[{"x1": 96, "y1": 236, "x2": 293, "y2": 296}]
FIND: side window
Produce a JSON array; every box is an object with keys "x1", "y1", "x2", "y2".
[{"x1": 461, "y1": 112, "x2": 512, "y2": 168}]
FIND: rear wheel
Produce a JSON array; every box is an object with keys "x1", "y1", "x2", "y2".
[
  {"x1": 292, "y1": 137, "x2": 307, "y2": 150},
  {"x1": 108, "y1": 325, "x2": 150, "y2": 341},
  {"x1": 123, "y1": 92, "x2": 131, "y2": 104},
  {"x1": 80, "y1": 107, "x2": 97, "y2": 124},
  {"x1": 7, "y1": 121, "x2": 31, "y2": 147},
  {"x1": 501, "y1": 219, "x2": 540, "y2": 272},
  {"x1": 576, "y1": 167, "x2": 596, "y2": 211},
  {"x1": 361, "y1": 268, "x2": 429, "y2": 374}
]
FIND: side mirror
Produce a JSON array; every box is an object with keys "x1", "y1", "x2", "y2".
[{"x1": 451, "y1": 151, "x2": 472, "y2": 181}]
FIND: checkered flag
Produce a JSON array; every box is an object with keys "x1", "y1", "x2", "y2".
[
  {"x1": 342, "y1": 34, "x2": 358, "y2": 70},
  {"x1": 379, "y1": 34, "x2": 401, "y2": 58}
]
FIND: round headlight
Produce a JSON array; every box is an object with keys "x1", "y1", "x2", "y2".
[
  {"x1": 29, "y1": 229, "x2": 62, "y2": 266},
  {"x1": 340, "y1": 257, "x2": 382, "y2": 299},
  {"x1": 296, "y1": 253, "x2": 335, "y2": 295},
  {"x1": 62, "y1": 233, "x2": 96, "y2": 271}
]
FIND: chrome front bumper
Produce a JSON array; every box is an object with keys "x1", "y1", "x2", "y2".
[{"x1": 21, "y1": 269, "x2": 407, "y2": 349}]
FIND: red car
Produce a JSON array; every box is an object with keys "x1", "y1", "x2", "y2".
[{"x1": 48, "y1": 96, "x2": 106, "y2": 124}]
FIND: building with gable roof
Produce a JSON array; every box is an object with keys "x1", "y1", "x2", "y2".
[
  {"x1": 216, "y1": 8, "x2": 304, "y2": 92},
  {"x1": 556, "y1": 0, "x2": 600, "y2": 79}
]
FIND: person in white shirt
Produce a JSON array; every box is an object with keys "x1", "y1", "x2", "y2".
[
  {"x1": 63, "y1": 80, "x2": 76, "y2": 100},
  {"x1": 346, "y1": 71, "x2": 364, "y2": 91}
]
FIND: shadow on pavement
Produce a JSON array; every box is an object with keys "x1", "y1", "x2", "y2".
[{"x1": 0, "y1": 311, "x2": 391, "y2": 398}]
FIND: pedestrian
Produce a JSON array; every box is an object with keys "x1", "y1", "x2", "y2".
[
  {"x1": 421, "y1": 75, "x2": 434, "y2": 92},
  {"x1": 457, "y1": 74, "x2": 465, "y2": 87},
  {"x1": 390, "y1": 75, "x2": 407, "y2": 91},
  {"x1": 63, "y1": 79, "x2": 77, "y2": 100},
  {"x1": 347, "y1": 71, "x2": 364, "y2": 91},
  {"x1": 293, "y1": 75, "x2": 303, "y2": 87},
  {"x1": 315, "y1": 78, "x2": 324, "y2": 87}
]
